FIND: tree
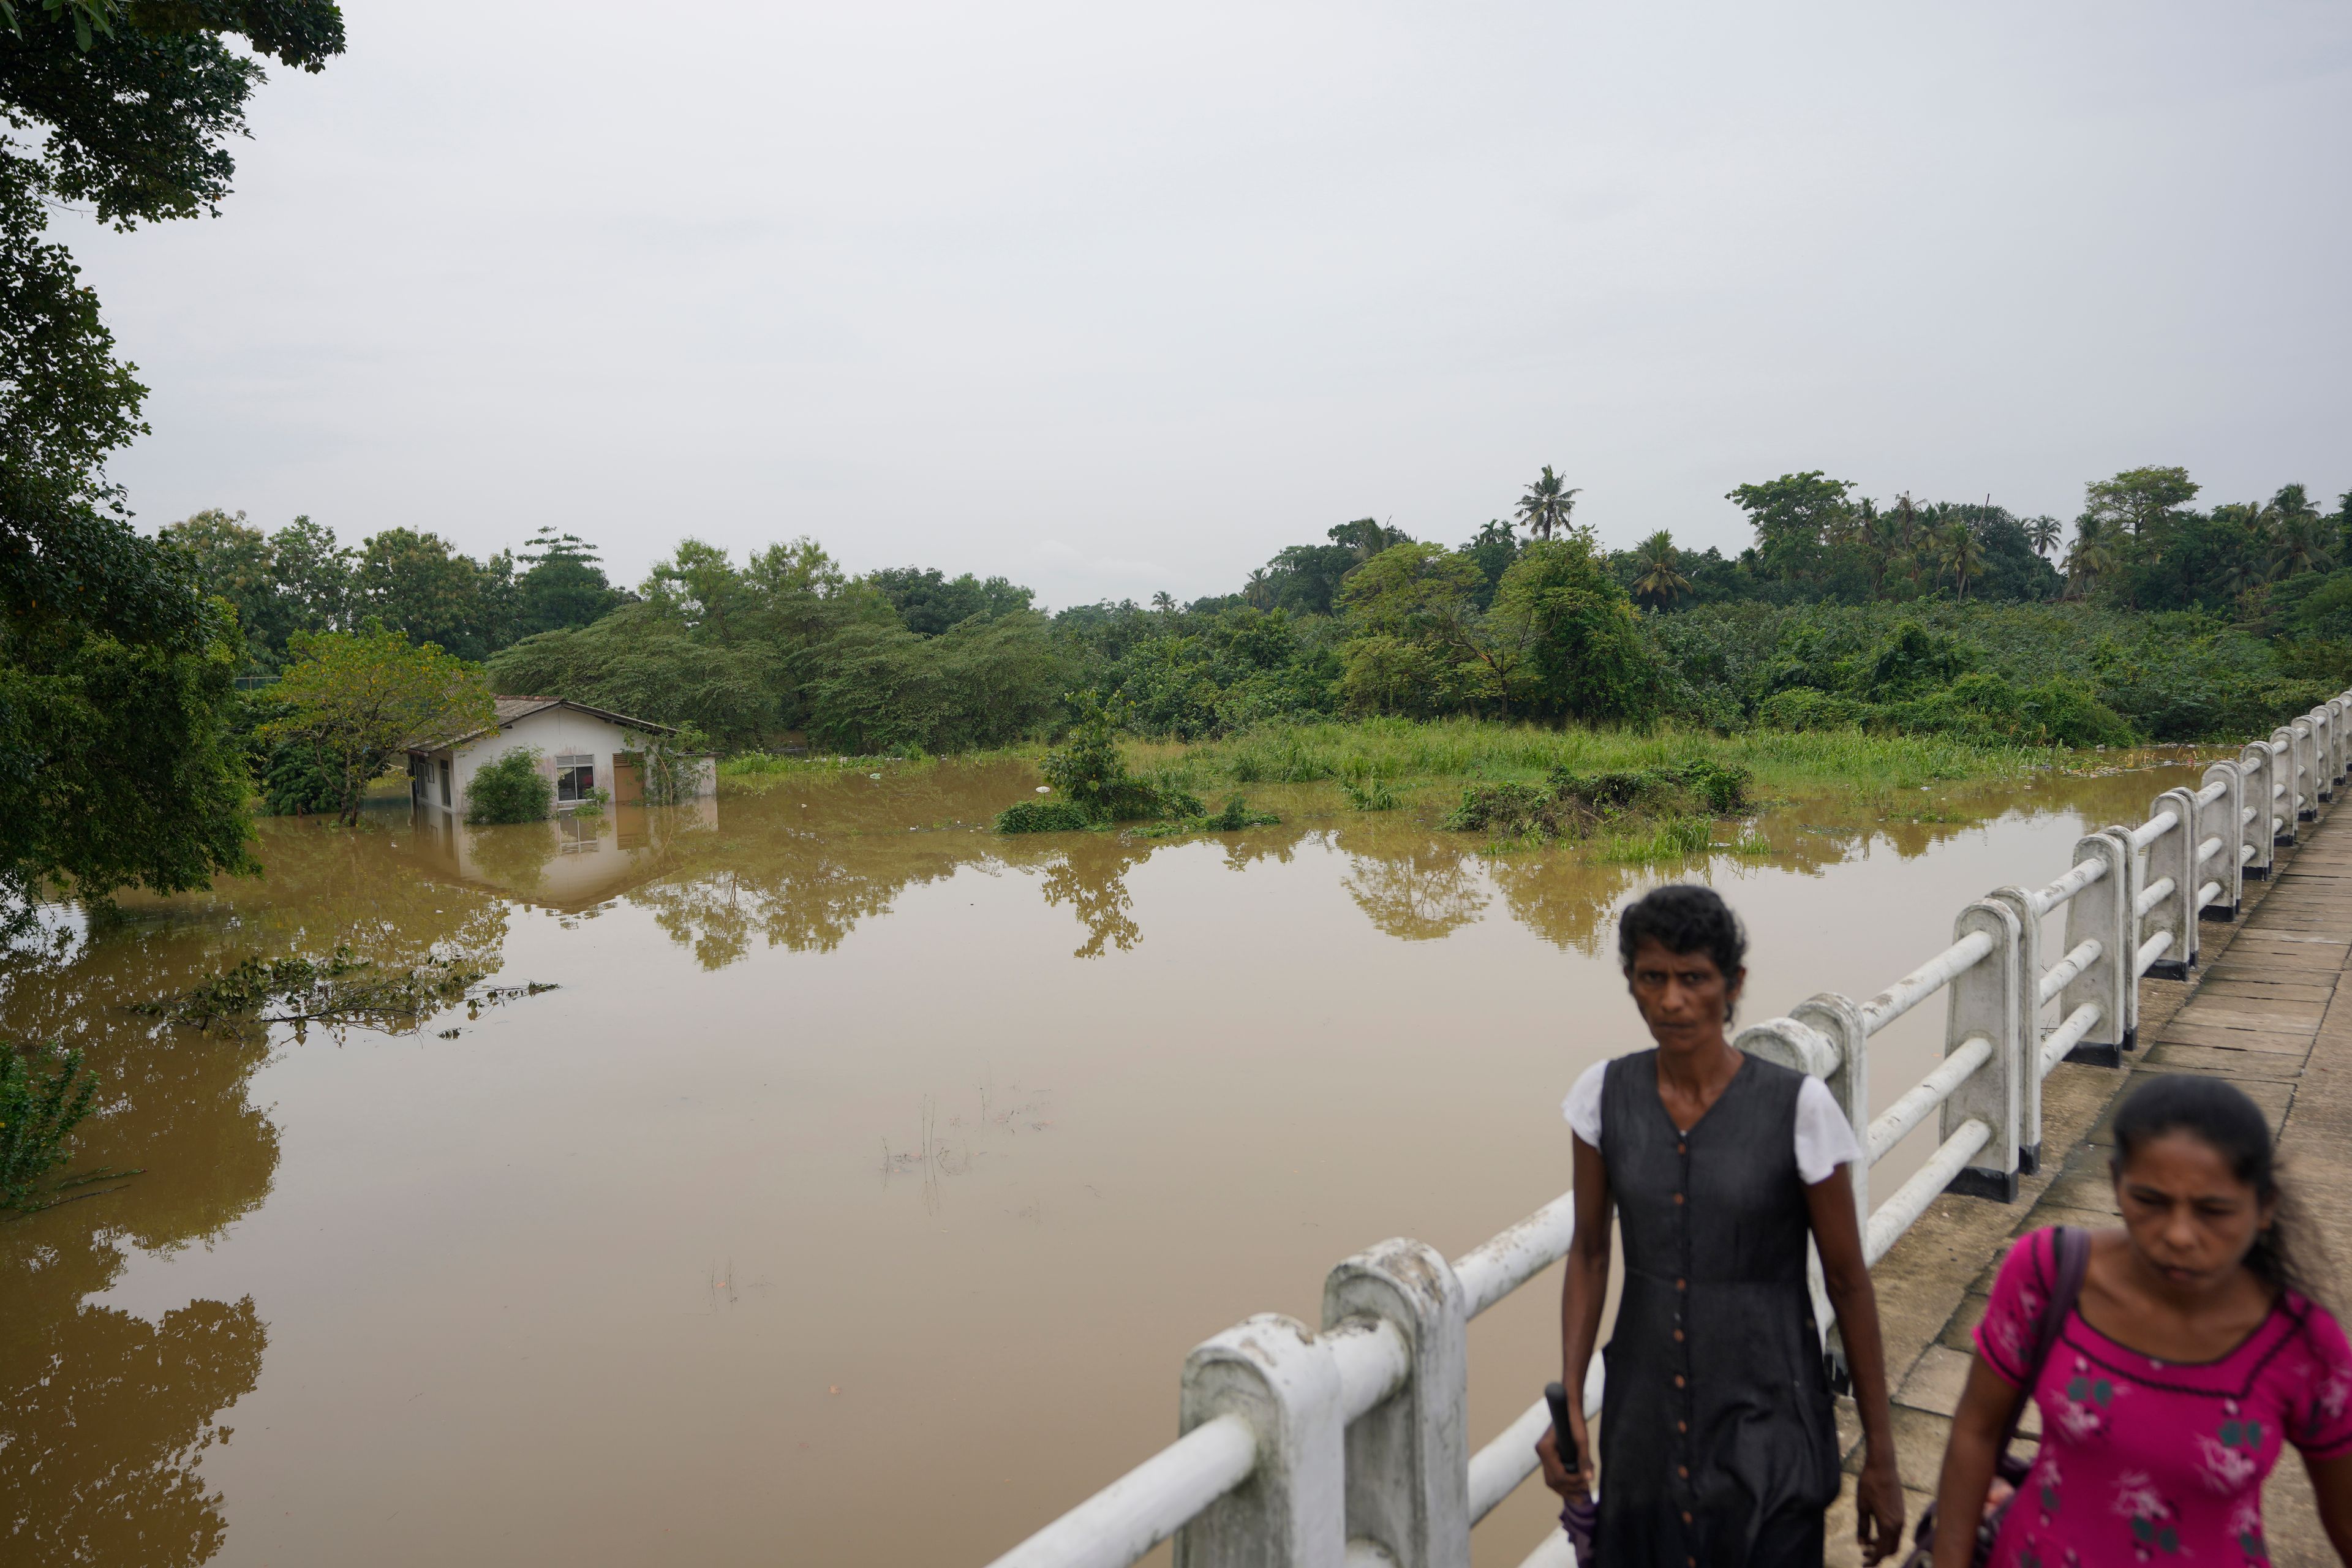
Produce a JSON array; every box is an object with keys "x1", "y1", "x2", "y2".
[
  {"x1": 352, "y1": 529, "x2": 492, "y2": 662},
  {"x1": 1629, "y1": 530, "x2": 1694, "y2": 609},
  {"x1": 0, "y1": 0, "x2": 339, "y2": 919},
  {"x1": 1457, "y1": 519, "x2": 1521, "y2": 609},
  {"x1": 865, "y1": 564, "x2": 1036, "y2": 636},
  {"x1": 1338, "y1": 543, "x2": 1523, "y2": 713},
  {"x1": 2026, "y1": 516, "x2": 2063, "y2": 557},
  {"x1": 1488, "y1": 537, "x2": 1660, "y2": 722},
  {"x1": 263, "y1": 627, "x2": 496, "y2": 824},
  {"x1": 2065, "y1": 516, "x2": 2124, "y2": 599},
  {"x1": 514, "y1": 526, "x2": 622, "y2": 639},
  {"x1": 1515, "y1": 467, "x2": 1581, "y2": 541},
  {"x1": 1937, "y1": 519, "x2": 1987, "y2": 601},
  {"x1": 1726, "y1": 472, "x2": 1853, "y2": 582},
  {"x1": 2083, "y1": 466, "x2": 2199, "y2": 540}
]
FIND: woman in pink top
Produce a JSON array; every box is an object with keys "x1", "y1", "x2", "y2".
[{"x1": 1930, "y1": 1074, "x2": 2352, "y2": 1567}]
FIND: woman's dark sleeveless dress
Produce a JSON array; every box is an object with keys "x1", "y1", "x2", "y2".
[{"x1": 1596, "y1": 1051, "x2": 1841, "y2": 1568}]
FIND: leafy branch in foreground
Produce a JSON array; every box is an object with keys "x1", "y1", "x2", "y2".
[
  {"x1": 134, "y1": 946, "x2": 557, "y2": 1038},
  {"x1": 3, "y1": 1041, "x2": 134, "y2": 1215}
]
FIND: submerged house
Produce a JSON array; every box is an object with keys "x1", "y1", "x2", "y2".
[{"x1": 405, "y1": 696, "x2": 715, "y2": 815}]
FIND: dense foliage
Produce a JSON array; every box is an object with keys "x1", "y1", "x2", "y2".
[
  {"x1": 465, "y1": 748, "x2": 552, "y2": 825},
  {"x1": 0, "y1": 3, "x2": 340, "y2": 913},
  {"x1": 262, "y1": 627, "x2": 496, "y2": 824},
  {"x1": 0, "y1": 1041, "x2": 102, "y2": 1213},
  {"x1": 156, "y1": 461, "x2": 2352, "y2": 774}
]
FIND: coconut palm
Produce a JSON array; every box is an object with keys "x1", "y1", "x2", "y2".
[
  {"x1": 1515, "y1": 467, "x2": 1583, "y2": 541},
  {"x1": 2272, "y1": 513, "x2": 2335, "y2": 579},
  {"x1": 1151, "y1": 591, "x2": 1177, "y2": 614},
  {"x1": 1629, "y1": 530, "x2": 1694, "y2": 609},
  {"x1": 2026, "y1": 516, "x2": 2063, "y2": 557},
  {"x1": 2065, "y1": 516, "x2": 2122, "y2": 598},
  {"x1": 1938, "y1": 519, "x2": 1986, "y2": 600},
  {"x1": 1243, "y1": 568, "x2": 1274, "y2": 609}
]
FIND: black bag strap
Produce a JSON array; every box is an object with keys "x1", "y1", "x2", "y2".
[{"x1": 1997, "y1": 1226, "x2": 2089, "y2": 1458}]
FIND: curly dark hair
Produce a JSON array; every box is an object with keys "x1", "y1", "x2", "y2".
[
  {"x1": 2109, "y1": 1073, "x2": 2334, "y2": 1305},
  {"x1": 1616, "y1": 884, "x2": 1747, "y2": 1002}
]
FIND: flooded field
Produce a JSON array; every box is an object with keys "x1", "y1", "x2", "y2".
[{"x1": 1, "y1": 756, "x2": 2216, "y2": 1566}]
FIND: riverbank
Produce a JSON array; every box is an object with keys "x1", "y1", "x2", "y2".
[{"x1": 1822, "y1": 789, "x2": 2352, "y2": 1565}]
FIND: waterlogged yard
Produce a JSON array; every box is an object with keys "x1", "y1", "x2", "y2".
[{"x1": 1, "y1": 747, "x2": 2220, "y2": 1567}]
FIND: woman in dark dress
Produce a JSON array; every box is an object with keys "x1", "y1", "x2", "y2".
[{"x1": 1537, "y1": 885, "x2": 1905, "y2": 1566}]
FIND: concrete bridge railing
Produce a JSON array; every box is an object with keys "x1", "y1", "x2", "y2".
[{"x1": 980, "y1": 690, "x2": 2352, "y2": 1568}]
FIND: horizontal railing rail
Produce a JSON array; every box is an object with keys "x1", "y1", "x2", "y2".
[{"x1": 981, "y1": 688, "x2": 2352, "y2": 1568}]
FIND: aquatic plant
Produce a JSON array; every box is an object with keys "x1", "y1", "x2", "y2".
[
  {"x1": 1444, "y1": 759, "x2": 1751, "y2": 841},
  {"x1": 1, "y1": 1042, "x2": 124, "y2": 1215},
  {"x1": 1341, "y1": 777, "x2": 1402, "y2": 812}
]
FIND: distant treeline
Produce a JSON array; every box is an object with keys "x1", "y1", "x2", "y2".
[{"x1": 173, "y1": 466, "x2": 2352, "y2": 756}]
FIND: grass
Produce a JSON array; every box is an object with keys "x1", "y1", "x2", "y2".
[{"x1": 1175, "y1": 716, "x2": 2053, "y2": 798}]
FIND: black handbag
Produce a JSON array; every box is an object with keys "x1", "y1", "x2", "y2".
[{"x1": 1901, "y1": 1226, "x2": 2089, "y2": 1568}]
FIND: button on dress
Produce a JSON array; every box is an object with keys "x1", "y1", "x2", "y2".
[{"x1": 1596, "y1": 1051, "x2": 1841, "y2": 1567}]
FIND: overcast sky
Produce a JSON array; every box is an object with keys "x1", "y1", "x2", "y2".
[{"x1": 62, "y1": 1, "x2": 2352, "y2": 608}]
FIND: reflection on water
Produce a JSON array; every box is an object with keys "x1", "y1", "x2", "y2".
[{"x1": 0, "y1": 753, "x2": 2223, "y2": 1566}]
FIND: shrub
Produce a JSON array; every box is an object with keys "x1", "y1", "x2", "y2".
[
  {"x1": 995, "y1": 799, "x2": 1096, "y2": 833},
  {"x1": 261, "y1": 738, "x2": 344, "y2": 815},
  {"x1": 466, "y1": 748, "x2": 552, "y2": 824}
]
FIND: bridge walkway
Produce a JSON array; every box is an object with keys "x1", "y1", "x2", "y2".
[{"x1": 1822, "y1": 793, "x2": 2352, "y2": 1567}]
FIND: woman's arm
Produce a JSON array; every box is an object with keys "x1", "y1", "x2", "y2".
[
  {"x1": 1537, "y1": 1133, "x2": 1610, "y2": 1497},
  {"x1": 1931, "y1": 1356, "x2": 2027, "y2": 1568},
  {"x1": 1807, "y1": 1165, "x2": 1904, "y2": 1564},
  {"x1": 2302, "y1": 1450, "x2": 2352, "y2": 1562}
]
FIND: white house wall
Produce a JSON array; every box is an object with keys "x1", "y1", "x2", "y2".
[{"x1": 451, "y1": 709, "x2": 636, "y2": 809}]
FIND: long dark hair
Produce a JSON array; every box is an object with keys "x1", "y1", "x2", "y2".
[{"x1": 2109, "y1": 1074, "x2": 2333, "y2": 1303}]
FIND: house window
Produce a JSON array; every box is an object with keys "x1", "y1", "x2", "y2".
[
  {"x1": 439, "y1": 758, "x2": 451, "y2": 806},
  {"x1": 555, "y1": 753, "x2": 595, "y2": 803}
]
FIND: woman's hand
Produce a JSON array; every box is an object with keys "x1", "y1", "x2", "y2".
[
  {"x1": 1854, "y1": 1445, "x2": 1905, "y2": 1564},
  {"x1": 1536, "y1": 1414, "x2": 1594, "y2": 1498}
]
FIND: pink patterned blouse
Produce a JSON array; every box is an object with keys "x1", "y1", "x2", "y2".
[{"x1": 1976, "y1": 1227, "x2": 2352, "y2": 1567}]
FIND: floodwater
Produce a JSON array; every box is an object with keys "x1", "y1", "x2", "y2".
[{"x1": 0, "y1": 756, "x2": 2217, "y2": 1567}]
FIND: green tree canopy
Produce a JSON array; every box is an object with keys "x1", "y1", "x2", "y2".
[
  {"x1": 2084, "y1": 466, "x2": 2199, "y2": 539},
  {"x1": 1727, "y1": 472, "x2": 1854, "y2": 582},
  {"x1": 514, "y1": 526, "x2": 624, "y2": 639},
  {"x1": 263, "y1": 627, "x2": 495, "y2": 824}
]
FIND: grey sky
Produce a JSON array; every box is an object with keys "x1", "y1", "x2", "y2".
[{"x1": 68, "y1": 1, "x2": 2352, "y2": 608}]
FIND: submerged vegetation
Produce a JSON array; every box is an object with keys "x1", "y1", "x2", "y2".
[
  {"x1": 0, "y1": 1043, "x2": 123, "y2": 1215},
  {"x1": 133, "y1": 946, "x2": 555, "y2": 1040}
]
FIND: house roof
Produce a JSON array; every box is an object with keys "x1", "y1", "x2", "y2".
[{"x1": 418, "y1": 696, "x2": 680, "y2": 752}]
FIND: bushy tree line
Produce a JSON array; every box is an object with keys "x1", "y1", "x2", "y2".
[{"x1": 162, "y1": 513, "x2": 627, "y2": 668}]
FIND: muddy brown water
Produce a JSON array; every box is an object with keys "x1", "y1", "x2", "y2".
[{"x1": 0, "y1": 758, "x2": 2217, "y2": 1566}]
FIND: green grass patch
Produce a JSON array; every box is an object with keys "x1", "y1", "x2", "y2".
[{"x1": 1180, "y1": 716, "x2": 2048, "y2": 797}]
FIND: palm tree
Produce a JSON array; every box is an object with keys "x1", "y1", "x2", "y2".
[
  {"x1": 2026, "y1": 516, "x2": 2062, "y2": 557},
  {"x1": 1151, "y1": 591, "x2": 1177, "y2": 614},
  {"x1": 1515, "y1": 466, "x2": 1582, "y2": 541},
  {"x1": 1938, "y1": 519, "x2": 1986, "y2": 600},
  {"x1": 2272, "y1": 513, "x2": 2335, "y2": 579},
  {"x1": 1243, "y1": 569, "x2": 1273, "y2": 609},
  {"x1": 1863, "y1": 507, "x2": 1906, "y2": 599},
  {"x1": 1629, "y1": 530, "x2": 1694, "y2": 609},
  {"x1": 2065, "y1": 516, "x2": 2121, "y2": 598}
]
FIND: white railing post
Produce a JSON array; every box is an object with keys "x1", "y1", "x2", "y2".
[
  {"x1": 2318, "y1": 707, "x2": 2337, "y2": 803},
  {"x1": 2335, "y1": 695, "x2": 2352, "y2": 785},
  {"x1": 1323, "y1": 1242, "x2": 1468, "y2": 1568},
  {"x1": 2141, "y1": 788, "x2": 2196, "y2": 981},
  {"x1": 2056, "y1": 834, "x2": 2128, "y2": 1066},
  {"x1": 1942, "y1": 900, "x2": 2022, "y2": 1202},
  {"x1": 1985, "y1": 886, "x2": 2044, "y2": 1172},
  {"x1": 2198, "y1": 764, "x2": 2242, "y2": 922},
  {"x1": 1789, "y1": 992, "x2": 1869, "y2": 1223},
  {"x1": 2109, "y1": 826, "x2": 2144, "y2": 1050},
  {"x1": 2241, "y1": 744, "x2": 2276, "y2": 881},
  {"x1": 2293, "y1": 719, "x2": 2318, "y2": 823},
  {"x1": 1176, "y1": 1317, "x2": 1344, "y2": 1568},
  {"x1": 2272, "y1": 730, "x2": 2299, "y2": 843}
]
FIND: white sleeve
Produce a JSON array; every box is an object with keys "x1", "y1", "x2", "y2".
[
  {"x1": 1561, "y1": 1060, "x2": 1607, "y2": 1148},
  {"x1": 1793, "y1": 1075, "x2": 1862, "y2": 1185}
]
